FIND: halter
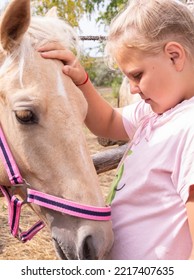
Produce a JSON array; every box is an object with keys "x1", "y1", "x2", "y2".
[{"x1": 0, "y1": 126, "x2": 111, "y2": 242}]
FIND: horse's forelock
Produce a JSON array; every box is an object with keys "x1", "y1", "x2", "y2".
[{"x1": 29, "y1": 16, "x2": 79, "y2": 50}]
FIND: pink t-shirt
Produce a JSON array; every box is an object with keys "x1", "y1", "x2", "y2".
[{"x1": 109, "y1": 98, "x2": 194, "y2": 260}]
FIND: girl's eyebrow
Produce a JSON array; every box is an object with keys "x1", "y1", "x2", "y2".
[{"x1": 126, "y1": 67, "x2": 141, "y2": 75}]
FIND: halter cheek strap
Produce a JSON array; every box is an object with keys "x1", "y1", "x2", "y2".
[
  {"x1": 0, "y1": 126, "x2": 45, "y2": 242},
  {"x1": 0, "y1": 126, "x2": 111, "y2": 243},
  {"x1": 0, "y1": 127, "x2": 23, "y2": 185}
]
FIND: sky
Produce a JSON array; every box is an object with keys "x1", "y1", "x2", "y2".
[
  {"x1": 78, "y1": 13, "x2": 107, "y2": 56},
  {"x1": 0, "y1": 0, "x2": 7, "y2": 10},
  {"x1": 0, "y1": 0, "x2": 107, "y2": 56}
]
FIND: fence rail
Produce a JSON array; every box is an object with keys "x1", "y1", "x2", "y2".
[{"x1": 79, "y1": 35, "x2": 106, "y2": 41}]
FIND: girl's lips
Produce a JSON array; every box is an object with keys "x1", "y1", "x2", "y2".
[
  {"x1": 139, "y1": 93, "x2": 151, "y2": 103},
  {"x1": 145, "y1": 98, "x2": 151, "y2": 103}
]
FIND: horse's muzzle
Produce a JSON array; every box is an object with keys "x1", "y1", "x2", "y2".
[{"x1": 52, "y1": 234, "x2": 97, "y2": 260}]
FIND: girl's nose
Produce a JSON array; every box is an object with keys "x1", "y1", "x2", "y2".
[{"x1": 130, "y1": 82, "x2": 140, "y2": 94}]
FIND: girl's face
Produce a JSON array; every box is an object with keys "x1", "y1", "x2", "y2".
[{"x1": 115, "y1": 45, "x2": 192, "y2": 114}]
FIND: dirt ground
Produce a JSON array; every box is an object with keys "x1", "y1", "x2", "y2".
[{"x1": 0, "y1": 87, "x2": 118, "y2": 260}]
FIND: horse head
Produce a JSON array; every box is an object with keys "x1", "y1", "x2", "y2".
[{"x1": 0, "y1": 0, "x2": 113, "y2": 259}]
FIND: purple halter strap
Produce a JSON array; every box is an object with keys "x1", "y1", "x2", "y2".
[{"x1": 0, "y1": 126, "x2": 111, "y2": 242}]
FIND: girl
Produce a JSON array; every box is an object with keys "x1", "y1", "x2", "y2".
[{"x1": 39, "y1": 0, "x2": 194, "y2": 259}]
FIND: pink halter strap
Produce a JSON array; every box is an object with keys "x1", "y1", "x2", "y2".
[
  {"x1": 0, "y1": 126, "x2": 111, "y2": 242},
  {"x1": 0, "y1": 126, "x2": 45, "y2": 242},
  {"x1": 27, "y1": 189, "x2": 111, "y2": 221}
]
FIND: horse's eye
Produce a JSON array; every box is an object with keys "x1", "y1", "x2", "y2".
[{"x1": 15, "y1": 110, "x2": 38, "y2": 124}]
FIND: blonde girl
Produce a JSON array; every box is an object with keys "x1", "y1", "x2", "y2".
[{"x1": 39, "y1": 0, "x2": 194, "y2": 259}]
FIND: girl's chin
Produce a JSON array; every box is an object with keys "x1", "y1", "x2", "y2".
[{"x1": 144, "y1": 99, "x2": 166, "y2": 114}]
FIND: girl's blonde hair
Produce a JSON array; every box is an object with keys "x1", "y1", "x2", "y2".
[{"x1": 105, "y1": 0, "x2": 194, "y2": 67}]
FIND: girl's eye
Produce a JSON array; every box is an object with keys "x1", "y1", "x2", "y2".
[
  {"x1": 133, "y1": 73, "x2": 142, "y2": 80},
  {"x1": 15, "y1": 110, "x2": 39, "y2": 125}
]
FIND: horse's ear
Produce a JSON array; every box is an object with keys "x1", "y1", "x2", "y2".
[
  {"x1": 0, "y1": 0, "x2": 31, "y2": 52},
  {"x1": 46, "y1": 7, "x2": 58, "y2": 18}
]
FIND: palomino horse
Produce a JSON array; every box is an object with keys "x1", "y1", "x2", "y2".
[{"x1": 0, "y1": 0, "x2": 113, "y2": 259}]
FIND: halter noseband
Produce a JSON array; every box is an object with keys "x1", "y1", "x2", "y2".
[{"x1": 0, "y1": 126, "x2": 111, "y2": 242}]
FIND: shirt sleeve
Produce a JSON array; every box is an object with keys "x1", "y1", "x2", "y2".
[{"x1": 172, "y1": 125, "x2": 194, "y2": 204}]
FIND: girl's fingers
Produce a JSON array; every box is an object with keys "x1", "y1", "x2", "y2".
[
  {"x1": 37, "y1": 42, "x2": 65, "y2": 52},
  {"x1": 37, "y1": 42, "x2": 75, "y2": 63},
  {"x1": 39, "y1": 49, "x2": 75, "y2": 64},
  {"x1": 37, "y1": 42, "x2": 86, "y2": 85}
]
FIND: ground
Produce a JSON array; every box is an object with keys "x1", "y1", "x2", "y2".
[{"x1": 0, "y1": 87, "x2": 118, "y2": 260}]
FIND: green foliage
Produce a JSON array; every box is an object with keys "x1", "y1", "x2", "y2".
[
  {"x1": 93, "y1": 0, "x2": 128, "y2": 25},
  {"x1": 32, "y1": 0, "x2": 188, "y2": 28},
  {"x1": 32, "y1": 0, "x2": 84, "y2": 26},
  {"x1": 111, "y1": 75, "x2": 123, "y2": 98},
  {"x1": 32, "y1": 0, "x2": 128, "y2": 27},
  {"x1": 80, "y1": 53, "x2": 123, "y2": 89}
]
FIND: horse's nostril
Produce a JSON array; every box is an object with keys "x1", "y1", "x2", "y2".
[{"x1": 81, "y1": 235, "x2": 96, "y2": 260}]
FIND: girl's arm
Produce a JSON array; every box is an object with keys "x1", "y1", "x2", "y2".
[
  {"x1": 186, "y1": 185, "x2": 194, "y2": 259},
  {"x1": 38, "y1": 43, "x2": 129, "y2": 141}
]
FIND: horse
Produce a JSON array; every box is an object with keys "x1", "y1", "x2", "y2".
[{"x1": 0, "y1": 0, "x2": 113, "y2": 260}]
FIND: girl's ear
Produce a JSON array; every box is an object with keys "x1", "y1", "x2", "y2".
[{"x1": 164, "y1": 42, "x2": 186, "y2": 71}]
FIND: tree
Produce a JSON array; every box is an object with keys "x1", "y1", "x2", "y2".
[
  {"x1": 32, "y1": 0, "x2": 128, "y2": 27},
  {"x1": 84, "y1": 0, "x2": 127, "y2": 25},
  {"x1": 32, "y1": 0, "x2": 84, "y2": 26}
]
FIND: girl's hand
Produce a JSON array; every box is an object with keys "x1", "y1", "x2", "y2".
[{"x1": 37, "y1": 42, "x2": 88, "y2": 86}]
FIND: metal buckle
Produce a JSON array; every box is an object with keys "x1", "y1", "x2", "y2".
[{"x1": 10, "y1": 178, "x2": 31, "y2": 204}]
